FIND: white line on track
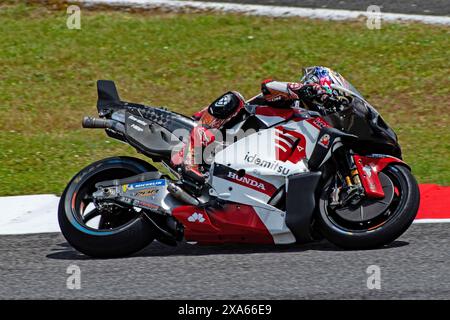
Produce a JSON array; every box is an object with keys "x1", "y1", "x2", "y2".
[
  {"x1": 80, "y1": 0, "x2": 450, "y2": 26},
  {"x1": 0, "y1": 194, "x2": 447, "y2": 235},
  {"x1": 413, "y1": 218, "x2": 450, "y2": 224},
  {"x1": 0, "y1": 195, "x2": 60, "y2": 235}
]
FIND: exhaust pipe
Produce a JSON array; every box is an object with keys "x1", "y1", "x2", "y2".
[
  {"x1": 82, "y1": 116, "x2": 125, "y2": 133},
  {"x1": 167, "y1": 183, "x2": 200, "y2": 206}
]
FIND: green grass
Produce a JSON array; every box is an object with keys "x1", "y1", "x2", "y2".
[{"x1": 0, "y1": 3, "x2": 449, "y2": 195}]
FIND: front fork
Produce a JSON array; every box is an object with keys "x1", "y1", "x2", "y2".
[
  {"x1": 331, "y1": 149, "x2": 365, "y2": 207},
  {"x1": 344, "y1": 152, "x2": 363, "y2": 189},
  {"x1": 333, "y1": 149, "x2": 389, "y2": 207}
]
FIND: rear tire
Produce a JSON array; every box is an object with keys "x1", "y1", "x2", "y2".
[
  {"x1": 58, "y1": 156, "x2": 157, "y2": 258},
  {"x1": 317, "y1": 164, "x2": 420, "y2": 249}
]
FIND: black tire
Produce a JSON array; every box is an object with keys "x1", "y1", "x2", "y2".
[
  {"x1": 58, "y1": 156, "x2": 158, "y2": 258},
  {"x1": 317, "y1": 164, "x2": 420, "y2": 249}
]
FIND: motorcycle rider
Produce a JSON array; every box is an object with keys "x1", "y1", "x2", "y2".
[{"x1": 172, "y1": 66, "x2": 349, "y2": 182}]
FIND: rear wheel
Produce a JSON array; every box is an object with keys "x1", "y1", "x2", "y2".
[
  {"x1": 317, "y1": 164, "x2": 420, "y2": 249},
  {"x1": 58, "y1": 156, "x2": 157, "y2": 258}
]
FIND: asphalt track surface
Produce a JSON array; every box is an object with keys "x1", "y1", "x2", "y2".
[
  {"x1": 190, "y1": 0, "x2": 450, "y2": 16},
  {"x1": 0, "y1": 223, "x2": 448, "y2": 299}
]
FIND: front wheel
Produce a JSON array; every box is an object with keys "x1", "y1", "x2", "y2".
[
  {"x1": 58, "y1": 156, "x2": 158, "y2": 258},
  {"x1": 317, "y1": 164, "x2": 420, "y2": 249}
]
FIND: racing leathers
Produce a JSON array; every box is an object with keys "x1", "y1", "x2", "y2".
[{"x1": 171, "y1": 79, "x2": 335, "y2": 183}]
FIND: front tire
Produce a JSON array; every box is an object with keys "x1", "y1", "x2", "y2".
[
  {"x1": 58, "y1": 156, "x2": 157, "y2": 258},
  {"x1": 317, "y1": 164, "x2": 420, "y2": 249}
]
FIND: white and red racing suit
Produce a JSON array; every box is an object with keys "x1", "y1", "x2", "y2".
[{"x1": 171, "y1": 79, "x2": 331, "y2": 181}]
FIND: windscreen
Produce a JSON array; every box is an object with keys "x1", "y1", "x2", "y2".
[{"x1": 301, "y1": 66, "x2": 365, "y2": 100}]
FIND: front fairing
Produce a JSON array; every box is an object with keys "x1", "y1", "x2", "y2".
[{"x1": 323, "y1": 96, "x2": 402, "y2": 158}]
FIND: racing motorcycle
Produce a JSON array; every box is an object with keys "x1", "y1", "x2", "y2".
[{"x1": 58, "y1": 79, "x2": 420, "y2": 257}]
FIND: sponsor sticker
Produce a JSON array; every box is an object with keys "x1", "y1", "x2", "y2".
[
  {"x1": 244, "y1": 153, "x2": 291, "y2": 176},
  {"x1": 129, "y1": 115, "x2": 147, "y2": 126},
  {"x1": 362, "y1": 165, "x2": 373, "y2": 178},
  {"x1": 187, "y1": 212, "x2": 206, "y2": 223},
  {"x1": 134, "y1": 188, "x2": 159, "y2": 197},
  {"x1": 130, "y1": 124, "x2": 143, "y2": 132},
  {"x1": 311, "y1": 117, "x2": 330, "y2": 129},
  {"x1": 125, "y1": 179, "x2": 166, "y2": 191},
  {"x1": 227, "y1": 171, "x2": 267, "y2": 191},
  {"x1": 136, "y1": 200, "x2": 159, "y2": 210},
  {"x1": 213, "y1": 164, "x2": 276, "y2": 196},
  {"x1": 318, "y1": 134, "x2": 330, "y2": 148},
  {"x1": 215, "y1": 95, "x2": 231, "y2": 106}
]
